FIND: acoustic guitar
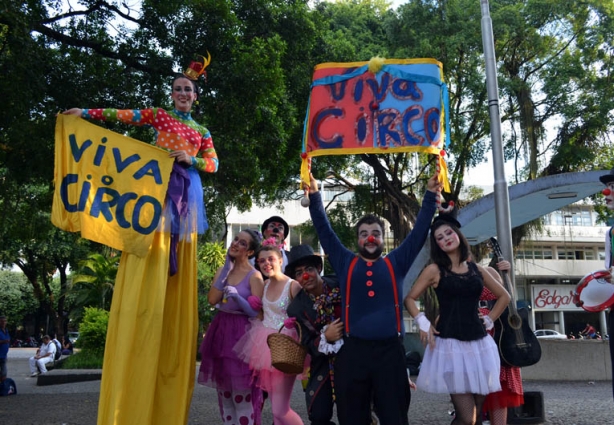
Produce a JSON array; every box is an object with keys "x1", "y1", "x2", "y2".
[{"x1": 489, "y1": 237, "x2": 542, "y2": 368}]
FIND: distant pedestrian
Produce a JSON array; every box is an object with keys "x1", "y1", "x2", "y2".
[
  {"x1": 580, "y1": 323, "x2": 597, "y2": 339},
  {"x1": 0, "y1": 316, "x2": 9, "y2": 379},
  {"x1": 29, "y1": 335, "x2": 56, "y2": 376},
  {"x1": 62, "y1": 336, "x2": 74, "y2": 356}
]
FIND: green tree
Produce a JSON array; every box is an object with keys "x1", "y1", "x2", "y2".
[
  {"x1": 0, "y1": 270, "x2": 39, "y2": 330},
  {"x1": 70, "y1": 249, "x2": 120, "y2": 313},
  {"x1": 311, "y1": 0, "x2": 614, "y2": 245},
  {"x1": 197, "y1": 241, "x2": 226, "y2": 329},
  {"x1": 0, "y1": 1, "x2": 320, "y2": 335},
  {"x1": 0, "y1": 180, "x2": 91, "y2": 338}
]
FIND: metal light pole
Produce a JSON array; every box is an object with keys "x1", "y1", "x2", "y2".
[{"x1": 480, "y1": 0, "x2": 515, "y2": 288}]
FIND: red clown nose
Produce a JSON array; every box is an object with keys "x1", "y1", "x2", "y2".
[
  {"x1": 367, "y1": 235, "x2": 375, "y2": 243},
  {"x1": 302, "y1": 272, "x2": 310, "y2": 281},
  {"x1": 603, "y1": 188, "x2": 612, "y2": 196}
]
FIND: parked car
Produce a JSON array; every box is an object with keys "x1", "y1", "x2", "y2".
[
  {"x1": 67, "y1": 332, "x2": 80, "y2": 344},
  {"x1": 534, "y1": 329, "x2": 567, "y2": 340}
]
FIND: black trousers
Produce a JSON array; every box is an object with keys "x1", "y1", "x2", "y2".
[
  {"x1": 307, "y1": 378, "x2": 335, "y2": 425},
  {"x1": 334, "y1": 336, "x2": 410, "y2": 425}
]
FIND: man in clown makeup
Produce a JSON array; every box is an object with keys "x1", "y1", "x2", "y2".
[
  {"x1": 286, "y1": 244, "x2": 342, "y2": 425},
  {"x1": 305, "y1": 172, "x2": 439, "y2": 425},
  {"x1": 261, "y1": 215, "x2": 291, "y2": 271},
  {"x1": 599, "y1": 167, "x2": 614, "y2": 401}
]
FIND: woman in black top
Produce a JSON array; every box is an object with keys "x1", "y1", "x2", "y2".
[{"x1": 404, "y1": 215, "x2": 510, "y2": 425}]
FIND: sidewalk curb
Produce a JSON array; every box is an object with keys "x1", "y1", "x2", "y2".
[{"x1": 36, "y1": 369, "x2": 102, "y2": 386}]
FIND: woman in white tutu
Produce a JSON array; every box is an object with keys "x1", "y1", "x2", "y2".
[
  {"x1": 404, "y1": 214, "x2": 510, "y2": 425},
  {"x1": 234, "y1": 238, "x2": 304, "y2": 425}
]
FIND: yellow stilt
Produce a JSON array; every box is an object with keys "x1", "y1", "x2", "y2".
[{"x1": 97, "y1": 229, "x2": 198, "y2": 425}]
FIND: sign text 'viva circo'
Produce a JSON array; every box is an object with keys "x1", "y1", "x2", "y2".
[{"x1": 52, "y1": 115, "x2": 174, "y2": 257}]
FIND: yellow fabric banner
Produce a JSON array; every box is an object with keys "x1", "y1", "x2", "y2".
[{"x1": 52, "y1": 114, "x2": 174, "y2": 256}]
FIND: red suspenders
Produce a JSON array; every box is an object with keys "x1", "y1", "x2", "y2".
[{"x1": 344, "y1": 256, "x2": 402, "y2": 336}]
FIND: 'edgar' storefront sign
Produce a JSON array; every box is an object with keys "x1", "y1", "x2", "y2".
[
  {"x1": 532, "y1": 285, "x2": 580, "y2": 311},
  {"x1": 52, "y1": 114, "x2": 174, "y2": 256}
]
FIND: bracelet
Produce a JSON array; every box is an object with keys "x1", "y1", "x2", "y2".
[
  {"x1": 414, "y1": 312, "x2": 432, "y2": 333},
  {"x1": 482, "y1": 315, "x2": 494, "y2": 331}
]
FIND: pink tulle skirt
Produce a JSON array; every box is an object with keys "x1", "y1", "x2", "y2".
[{"x1": 234, "y1": 319, "x2": 308, "y2": 391}]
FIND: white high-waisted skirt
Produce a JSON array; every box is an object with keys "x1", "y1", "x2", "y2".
[{"x1": 416, "y1": 335, "x2": 501, "y2": 395}]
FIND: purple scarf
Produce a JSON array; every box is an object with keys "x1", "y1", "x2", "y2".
[{"x1": 167, "y1": 163, "x2": 190, "y2": 276}]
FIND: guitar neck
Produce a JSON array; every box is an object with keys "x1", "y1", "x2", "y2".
[{"x1": 499, "y1": 268, "x2": 518, "y2": 314}]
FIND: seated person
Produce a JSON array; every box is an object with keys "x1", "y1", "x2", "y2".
[
  {"x1": 62, "y1": 336, "x2": 74, "y2": 355},
  {"x1": 581, "y1": 323, "x2": 597, "y2": 339},
  {"x1": 28, "y1": 335, "x2": 56, "y2": 376}
]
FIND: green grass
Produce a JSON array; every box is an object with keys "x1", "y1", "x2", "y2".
[{"x1": 57, "y1": 350, "x2": 104, "y2": 369}]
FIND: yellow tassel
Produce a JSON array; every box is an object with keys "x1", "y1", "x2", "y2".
[
  {"x1": 368, "y1": 56, "x2": 386, "y2": 74},
  {"x1": 438, "y1": 155, "x2": 451, "y2": 193}
]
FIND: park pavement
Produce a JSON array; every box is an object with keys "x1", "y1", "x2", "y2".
[{"x1": 1, "y1": 348, "x2": 614, "y2": 424}]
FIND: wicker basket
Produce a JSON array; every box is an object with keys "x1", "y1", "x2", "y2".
[{"x1": 267, "y1": 323, "x2": 307, "y2": 374}]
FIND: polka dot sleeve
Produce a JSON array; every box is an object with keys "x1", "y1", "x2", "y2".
[
  {"x1": 193, "y1": 129, "x2": 218, "y2": 173},
  {"x1": 81, "y1": 108, "x2": 157, "y2": 125}
]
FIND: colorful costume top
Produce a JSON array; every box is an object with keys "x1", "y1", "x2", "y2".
[
  {"x1": 287, "y1": 275, "x2": 340, "y2": 415},
  {"x1": 82, "y1": 107, "x2": 217, "y2": 274},
  {"x1": 287, "y1": 275, "x2": 340, "y2": 356},
  {"x1": 308, "y1": 190, "x2": 437, "y2": 339},
  {"x1": 82, "y1": 108, "x2": 218, "y2": 173}
]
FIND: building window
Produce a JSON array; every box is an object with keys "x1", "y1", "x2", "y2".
[
  {"x1": 557, "y1": 250, "x2": 575, "y2": 260},
  {"x1": 517, "y1": 248, "x2": 553, "y2": 260},
  {"x1": 547, "y1": 211, "x2": 563, "y2": 226},
  {"x1": 231, "y1": 223, "x2": 261, "y2": 242},
  {"x1": 546, "y1": 210, "x2": 594, "y2": 226},
  {"x1": 599, "y1": 249, "x2": 606, "y2": 261}
]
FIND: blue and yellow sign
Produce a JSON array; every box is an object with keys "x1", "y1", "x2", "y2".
[{"x1": 52, "y1": 114, "x2": 174, "y2": 256}]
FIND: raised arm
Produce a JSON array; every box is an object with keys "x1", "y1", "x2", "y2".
[
  {"x1": 307, "y1": 173, "x2": 353, "y2": 270},
  {"x1": 388, "y1": 174, "x2": 439, "y2": 269}
]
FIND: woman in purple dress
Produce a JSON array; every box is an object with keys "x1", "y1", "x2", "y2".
[{"x1": 199, "y1": 229, "x2": 265, "y2": 425}]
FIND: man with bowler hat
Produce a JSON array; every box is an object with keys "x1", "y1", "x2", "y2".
[
  {"x1": 261, "y1": 216, "x2": 291, "y2": 270},
  {"x1": 286, "y1": 244, "x2": 342, "y2": 425},
  {"x1": 599, "y1": 167, "x2": 614, "y2": 400}
]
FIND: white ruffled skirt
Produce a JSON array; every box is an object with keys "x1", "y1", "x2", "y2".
[{"x1": 416, "y1": 335, "x2": 501, "y2": 395}]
